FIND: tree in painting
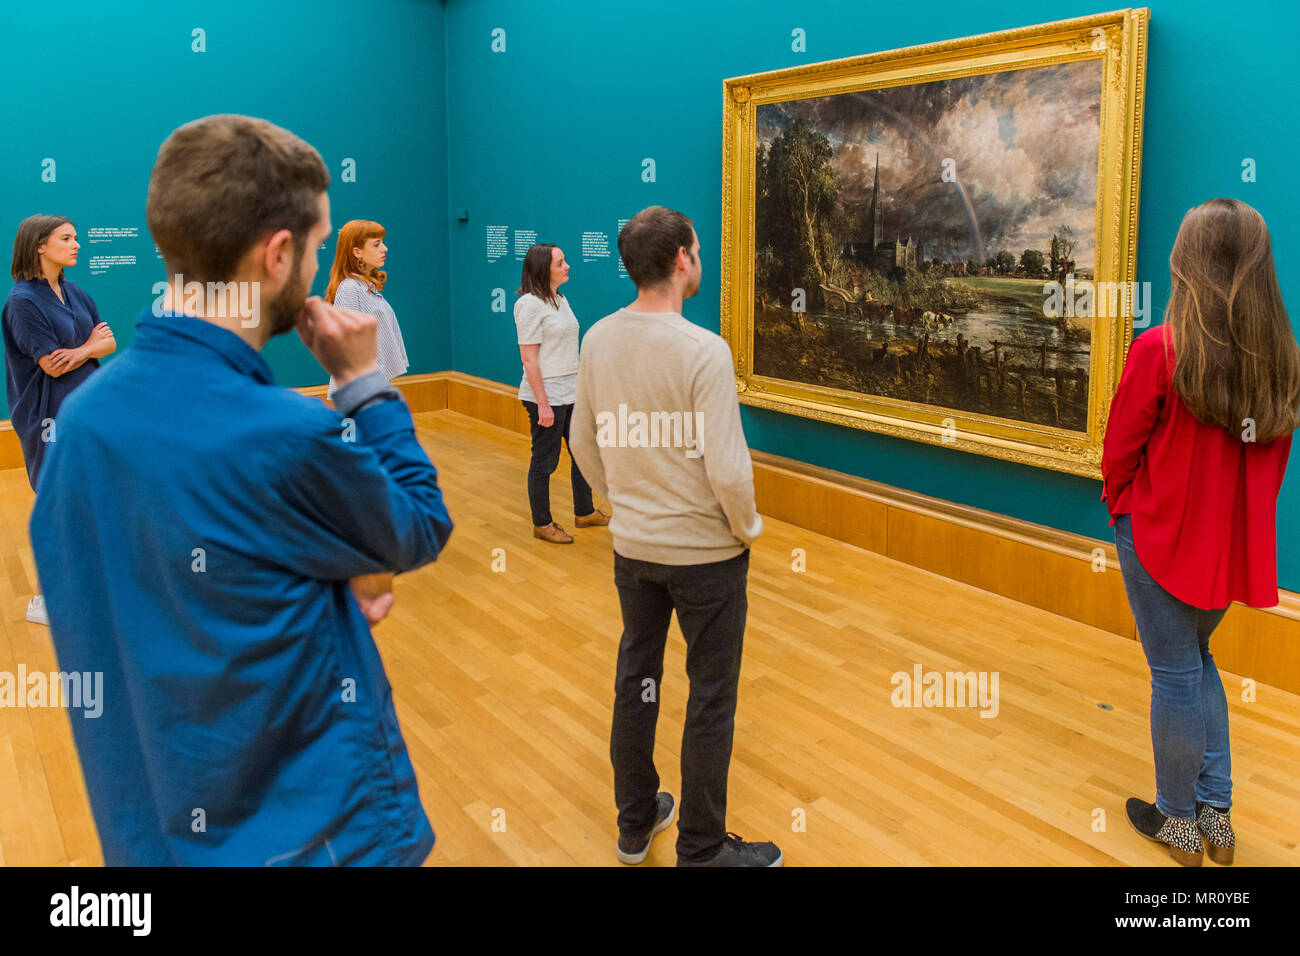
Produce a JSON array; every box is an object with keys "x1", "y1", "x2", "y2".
[{"x1": 752, "y1": 61, "x2": 1103, "y2": 431}]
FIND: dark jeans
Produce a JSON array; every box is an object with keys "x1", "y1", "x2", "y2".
[
  {"x1": 611, "y1": 548, "x2": 749, "y2": 862},
  {"x1": 1113, "y1": 512, "x2": 1232, "y2": 818},
  {"x1": 521, "y1": 400, "x2": 594, "y2": 527}
]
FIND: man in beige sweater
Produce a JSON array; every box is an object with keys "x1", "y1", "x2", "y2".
[{"x1": 569, "y1": 205, "x2": 781, "y2": 867}]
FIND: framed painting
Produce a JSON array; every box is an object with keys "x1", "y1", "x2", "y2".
[{"x1": 721, "y1": 9, "x2": 1149, "y2": 477}]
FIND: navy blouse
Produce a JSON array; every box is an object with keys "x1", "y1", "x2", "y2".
[{"x1": 2, "y1": 277, "x2": 101, "y2": 488}]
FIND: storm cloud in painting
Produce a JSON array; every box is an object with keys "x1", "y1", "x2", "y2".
[{"x1": 757, "y1": 61, "x2": 1103, "y2": 268}]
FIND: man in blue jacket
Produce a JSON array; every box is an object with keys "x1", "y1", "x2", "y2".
[{"x1": 31, "y1": 114, "x2": 453, "y2": 866}]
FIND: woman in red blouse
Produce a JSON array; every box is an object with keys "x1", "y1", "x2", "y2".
[{"x1": 1102, "y1": 198, "x2": 1299, "y2": 866}]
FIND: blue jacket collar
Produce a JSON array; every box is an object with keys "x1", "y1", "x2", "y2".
[{"x1": 134, "y1": 308, "x2": 276, "y2": 385}]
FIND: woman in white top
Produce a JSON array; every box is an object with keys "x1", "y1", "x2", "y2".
[
  {"x1": 516, "y1": 243, "x2": 607, "y2": 543},
  {"x1": 324, "y1": 220, "x2": 409, "y2": 398}
]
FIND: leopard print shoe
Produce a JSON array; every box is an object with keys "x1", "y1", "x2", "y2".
[
  {"x1": 1126, "y1": 797, "x2": 1204, "y2": 867},
  {"x1": 1196, "y1": 802, "x2": 1234, "y2": 865}
]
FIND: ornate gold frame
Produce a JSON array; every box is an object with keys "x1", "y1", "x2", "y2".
[{"x1": 721, "y1": 9, "x2": 1149, "y2": 478}]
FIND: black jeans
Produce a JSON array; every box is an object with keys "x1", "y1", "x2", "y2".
[
  {"x1": 611, "y1": 548, "x2": 749, "y2": 862},
  {"x1": 522, "y1": 400, "x2": 594, "y2": 527}
]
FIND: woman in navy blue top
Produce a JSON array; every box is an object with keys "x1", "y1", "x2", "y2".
[{"x1": 3, "y1": 215, "x2": 116, "y2": 623}]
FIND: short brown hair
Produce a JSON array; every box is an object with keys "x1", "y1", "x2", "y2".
[
  {"x1": 10, "y1": 214, "x2": 73, "y2": 281},
  {"x1": 617, "y1": 206, "x2": 694, "y2": 288},
  {"x1": 146, "y1": 115, "x2": 330, "y2": 284}
]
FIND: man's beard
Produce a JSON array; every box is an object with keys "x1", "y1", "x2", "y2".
[
  {"x1": 685, "y1": 264, "x2": 701, "y2": 299},
  {"x1": 264, "y1": 251, "x2": 311, "y2": 338}
]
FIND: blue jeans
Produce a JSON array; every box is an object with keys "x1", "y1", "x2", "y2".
[{"x1": 1113, "y1": 512, "x2": 1232, "y2": 818}]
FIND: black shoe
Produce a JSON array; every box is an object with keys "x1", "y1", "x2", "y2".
[
  {"x1": 1125, "y1": 797, "x2": 1202, "y2": 867},
  {"x1": 616, "y1": 793, "x2": 677, "y2": 864},
  {"x1": 677, "y1": 832, "x2": 783, "y2": 867},
  {"x1": 1196, "y1": 801, "x2": 1235, "y2": 865}
]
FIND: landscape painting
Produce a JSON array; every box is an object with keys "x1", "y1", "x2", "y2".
[
  {"x1": 721, "y1": 10, "x2": 1149, "y2": 477},
  {"x1": 753, "y1": 62, "x2": 1100, "y2": 431}
]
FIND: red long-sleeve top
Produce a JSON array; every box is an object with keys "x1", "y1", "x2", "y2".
[{"x1": 1100, "y1": 324, "x2": 1292, "y2": 609}]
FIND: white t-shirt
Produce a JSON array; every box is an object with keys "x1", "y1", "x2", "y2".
[{"x1": 515, "y1": 293, "x2": 579, "y2": 405}]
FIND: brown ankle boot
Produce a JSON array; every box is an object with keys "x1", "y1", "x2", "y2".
[
  {"x1": 1197, "y1": 802, "x2": 1234, "y2": 865},
  {"x1": 1126, "y1": 798, "x2": 1203, "y2": 867},
  {"x1": 574, "y1": 509, "x2": 610, "y2": 528},
  {"x1": 533, "y1": 522, "x2": 574, "y2": 544}
]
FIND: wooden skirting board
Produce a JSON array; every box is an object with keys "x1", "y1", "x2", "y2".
[{"x1": 5, "y1": 368, "x2": 1296, "y2": 693}]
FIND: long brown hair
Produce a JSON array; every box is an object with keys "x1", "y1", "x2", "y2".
[
  {"x1": 11, "y1": 214, "x2": 73, "y2": 281},
  {"x1": 516, "y1": 243, "x2": 562, "y2": 307},
  {"x1": 1166, "y1": 198, "x2": 1300, "y2": 442},
  {"x1": 326, "y1": 220, "x2": 387, "y2": 302}
]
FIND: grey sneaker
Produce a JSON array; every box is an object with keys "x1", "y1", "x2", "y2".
[
  {"x1": 678, "y1": 832, "x2": 783, "y2": 867},
  {"x1": 617, "y1": 793, "x2": 677, "y2": 864}
]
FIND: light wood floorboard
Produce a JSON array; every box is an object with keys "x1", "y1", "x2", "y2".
[{"x1": 0, "y1": 408, "x2": 1296, "y2": 866}]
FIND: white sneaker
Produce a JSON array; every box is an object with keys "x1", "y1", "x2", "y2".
[{"x1": 26, "y1": 594, "x2": 49, "y2": 626}]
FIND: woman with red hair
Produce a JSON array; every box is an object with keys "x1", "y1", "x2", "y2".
[{"x1": 324, "y1": 220, "x2": 408, "y2": 397}]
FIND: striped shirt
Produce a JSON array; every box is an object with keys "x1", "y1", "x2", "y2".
[{"x1": 328, "y1": 277, "x2": 409, "y2": 397}]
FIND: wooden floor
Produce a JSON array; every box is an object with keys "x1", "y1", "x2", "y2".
[{"x1": 1, "y1": 408, "x2": 1298, "y2": 867}]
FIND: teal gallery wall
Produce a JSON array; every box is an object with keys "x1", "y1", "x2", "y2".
[
  {"x1": 442, "y1": 0, "x2": 1300, "y2": 591},
  {"x1": 0, "y1": 0, "x2": 452, "y2": 408},
  {"x1": 3, "y1": 0, "x2": 1297, "y2": 591}
]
